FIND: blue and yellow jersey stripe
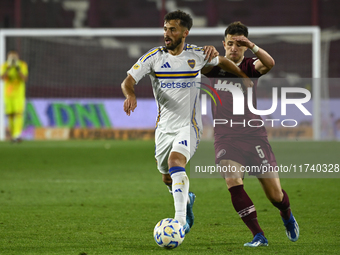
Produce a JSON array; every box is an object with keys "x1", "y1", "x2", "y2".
[
  {"x1": 191, "y1": 95, "x2": 200, "y2": 138},
  {"x1": 154, "y1": 70, "x2": 199, "y2": 79},
  {"x1": 184, "y1": 44, "x2": 204, "y2": 52},
  {"x1": 140, "y1": 47, "x2": 166, "y2": 63},
  {"x1": 155, "y1": 107, "x2": 161, "y2": 129},
  {"x1": 139, "y1": 44, "x2": 202, "y2": 63}
]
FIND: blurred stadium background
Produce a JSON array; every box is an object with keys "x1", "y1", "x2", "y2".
[{"x1": 0, "y1": 0, "x2": 340, "y2": 141}]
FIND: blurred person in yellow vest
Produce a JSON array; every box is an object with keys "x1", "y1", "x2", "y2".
[{"x1": 0, "y1": 50, "x2": 28, "y2": 142}]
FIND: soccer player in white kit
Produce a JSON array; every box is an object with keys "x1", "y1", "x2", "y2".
[{"x1": 121, "y1": 10, "x2": 252, "y2": 234}]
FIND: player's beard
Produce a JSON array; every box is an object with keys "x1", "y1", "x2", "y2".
[{"x1": 165, "y1": 37, "x2": 183, "y2": 51}]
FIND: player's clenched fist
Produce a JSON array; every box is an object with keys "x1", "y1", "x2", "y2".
[{"x1": 123, "y1": 96, "x2": 137, "y2": 116}]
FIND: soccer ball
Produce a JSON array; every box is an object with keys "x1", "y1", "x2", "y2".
[{"x1": 153, "y1": 218, "x2": 185, "y2": 249}]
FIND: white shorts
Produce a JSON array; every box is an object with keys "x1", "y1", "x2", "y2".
[{"x1": 155, "y1": 125, "x2": 202, "y2": 174}]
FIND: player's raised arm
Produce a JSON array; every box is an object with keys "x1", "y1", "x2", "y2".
[
  {"x1": 217, "y1": 56, "x2": 254, "y2": 88},
  {"x1": 232, "y1": 35, "x2": 275, "y2": 74},
  {"x1": 121, "y1": 74, "x2": 137, "y2": 116}
]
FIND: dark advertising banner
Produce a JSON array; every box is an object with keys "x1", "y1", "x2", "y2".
[{"x1": 18, "y1": 98, "x2": 340, "y2": 140}]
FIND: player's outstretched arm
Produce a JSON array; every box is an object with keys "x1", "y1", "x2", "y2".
[
  {"x1": 218, "y1": 56, "x2": 254, "y2": 88},
  {"x1": 232, "y1": 35, "x2": 275, "y2": 74},
  {"x1": 121, "y1": 74, "x2": 137, "y2": 116}
]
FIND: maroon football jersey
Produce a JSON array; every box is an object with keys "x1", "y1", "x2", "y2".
[{"x1": 204, "y1": 57, "x2": 268, "y2": 137}]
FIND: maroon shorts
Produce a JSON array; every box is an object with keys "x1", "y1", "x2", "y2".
[{"x1": 214, "y1": 136, "x2": 277, "y2": 175}]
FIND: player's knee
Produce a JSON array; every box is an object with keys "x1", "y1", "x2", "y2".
[
  {"x1": 167, "y1": 158, "x2": 185, "y2": 169},
  {"x1": 168, "y1": 152, "x2": 187, "y2": 169},
  {"x1": 168, "y1": 158, "x2": 179, "y2": 168},
  {"x1": 225, "y1": 178, "x2": 243, "y2": 189}
]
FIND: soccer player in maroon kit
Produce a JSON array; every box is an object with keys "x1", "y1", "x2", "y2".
[{"x1": 202, "y1": 21, "x2": 299, "y2": 247}]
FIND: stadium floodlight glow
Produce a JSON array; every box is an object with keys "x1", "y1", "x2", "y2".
[{"x1": 0, "y1": 27, "x2": 321, "y2": 141}]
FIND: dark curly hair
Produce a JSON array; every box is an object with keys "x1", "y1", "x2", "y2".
[
  {"x1": 224, "y1": 21, "x2": 249, "y2": 38},
  {"x1": 164, "y1": 10, "x2": 193, "y2": 30}
]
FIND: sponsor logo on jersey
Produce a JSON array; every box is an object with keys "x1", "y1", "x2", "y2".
[
  {"x1": 216, "y1": 79, "x2": 244, "y2": 93},
  {"x1": 187, "y1": 59, "x2": 196, "y2": 69},
  {"x1": 160, "y1": 81, "x2": 197, "y2": 89},
  {"x1": 161, "y1": 62, "x2": 171, "y2": 68},
  {"x1": 133, "y1": 63, "x2": 140, "y2": 70}
]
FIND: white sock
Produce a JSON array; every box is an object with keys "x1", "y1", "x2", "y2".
[
  {"x1": 166, "y1": 183, "x2": 188, "y2": 201},
  {"x1": 171, "y1": 171, "x2": 189, "y2": 226}
]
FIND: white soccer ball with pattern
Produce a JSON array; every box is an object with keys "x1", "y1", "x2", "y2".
[{"x1": 153, "y1": 218, "x2": 185, "y2": 249}]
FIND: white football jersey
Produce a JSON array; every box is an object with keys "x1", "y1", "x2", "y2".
[{"x1": 128, "y1": 44, "x2": 219, "y2": 135}]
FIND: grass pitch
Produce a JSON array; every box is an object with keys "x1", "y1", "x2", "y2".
[{"x1": 0, "y1": 140, "x2": 339, "y2": 254}]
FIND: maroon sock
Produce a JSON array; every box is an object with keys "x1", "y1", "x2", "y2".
[
  {"x1": 272, "y1": 189, "x2": 291, "y2": 220},
  {"x1": 228, "y1": 185, "x2": 264, "y2": 237}
]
